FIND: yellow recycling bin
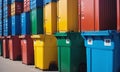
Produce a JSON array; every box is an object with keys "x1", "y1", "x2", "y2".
[
  {"x1": 31, "y1": 35, "x2": 58, "y2": 70},
  {"x1": 57, "y1": 0, "x2": 78, "y2": 32},
  {"x1": 44, "y1": 2, "x2": 57, "y2": 35}
]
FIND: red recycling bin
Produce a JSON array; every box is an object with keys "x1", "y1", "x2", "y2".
[
  {"x1": 3, "y1": 37, "x2": 9, "y2": 58},
  {"x1": 8, "y1": 36, "x2": 21, "y2": 60},
  {"x1": 20, "y1": 35, "x2": 34, "y2": 65}
]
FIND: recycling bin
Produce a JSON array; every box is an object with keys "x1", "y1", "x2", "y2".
[
  {"x1": 8, "y1": 36, "x2": 21, "y2": 60},
  {"x1": 19, "y1": 35, "x2": 34, "y2": 65},
  {"x1": 3, "y1": 37, "x2": 9, "y2": 58},
  {"x1": 0, "y1": 39, "x2": 3, "y2": 56},
  {"x1": 81, "y1": 30, "x2": 120, "y2": 72},
  {"x1": 55, "y1": 32, "x2": 86, "y2": 72},
  {"x1": 31, "y1": 35, "x2": 58, "y2": 70}
]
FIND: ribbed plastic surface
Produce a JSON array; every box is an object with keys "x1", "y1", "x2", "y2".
[{"x1": 81, "y1": 30, "x2": 120, "y2": 72}]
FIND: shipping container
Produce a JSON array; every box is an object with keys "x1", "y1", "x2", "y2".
[
  {"x1": 20, "y1": 35, "x2": 34, "y2": 65},
  {"x1": 11, "y1": 2, "x2": 23, "y2": 16},
  {"x1": 0, "y1": 20, "x2": 2, "y2": 36},
  {"x1": 11, "y1": 15, "x2": 21, "y2": 36},
  {"x1": 3, "y1": 37, "x2": 9, "y2": 58},
  {"x1": 79, "y1": 0, "x2": 117, "y2": 31},
  {"x1": 8, "y1": 36, "x2": 21, "y2": 60},
  {"x1": 30, "y1": 0, "x2": 43, "y2": 10},
  {"x1": 21, "y1": 12, "x2": 31, "y2": 35},
  {"x1": 3, "y1": 0, "x2": 11, "y2": 6},
  {"x1": 3, "y1": 17, "x2": 11, "y2": 36},
  {"x1": 3, "y1": 6, "x2": 8, "y2": 18},
  {"x1": 57, "y1": 0, "x2": 78, "y2": 32},
  {"x1": 44, "y1": 0, "x2": 57, "y2": 5},
  {"x1": 24, "y1": 0, "x2": 30, "y2": 12},
  {"x1": 8, "y1": 5, "x2": 11, "y2": 17},
  {"x1": 117, "y1": 0, "x2": 120, "y2": 32},
  {"x1": 0, "y1": 9, "x2": 2, "y2": 19},
  {"x1": 30, "y1": 7, "x2": 43, "y2": 34},
  {"x1": 11, "y1": 0, "x2": 23, "y2": 4},
  {"x1": 0, "y1": 0, "x2": 3, "y2": 8},
  {"x1": 44, "y1": 2, "x2": 57, "y2": 35}
]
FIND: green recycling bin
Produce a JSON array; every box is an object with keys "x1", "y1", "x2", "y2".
[
  {"x1": 0, "y1": 39, "x2": 3, "y2": 56},
  {"x1": 30, "y1": 7, "x2": 43, "y2": 34},
  {"x1": 55, "y1": 32, "x2": 86, "y2": 72}
]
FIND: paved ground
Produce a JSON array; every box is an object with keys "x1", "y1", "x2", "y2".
[{"x1": 0, "y1": 56, "x2": 58, "y2": 72}]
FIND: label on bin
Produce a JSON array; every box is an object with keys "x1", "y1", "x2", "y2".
[
  {"x1": 34, "y1": 40, "x2": 36, "y2": 44},
  {"x1": 104, "y1": 39, "x2": 111, "y2": 46},
  {"x1": 87, "y1": 38, "x2": 93, "y2": 45},
  {"x1": 66, "y1": 39, "x2": 70, "y2": 44}
]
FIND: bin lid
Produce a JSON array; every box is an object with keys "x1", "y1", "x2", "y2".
[{"x1": 81, "y1": 30, "x2": 118, "y2": 37}]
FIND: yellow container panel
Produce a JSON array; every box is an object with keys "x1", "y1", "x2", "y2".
[
  {"x1": 58, "y1": 0, "x2": 78, "y2": 32},
  {"x1": 11, "y1": 3, "x2": 15, "y2": 16},
  {"x1": 44, "y1": 2, "x2": 57, "y2": 35},
  {"x1": 33, "y1": 35, "x2": 58, "y2": 70}
]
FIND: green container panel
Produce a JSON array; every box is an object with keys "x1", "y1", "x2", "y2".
[
  {"x1": 0, "y1": 40, "x2": 3, "y2": 56},
  {"x1": 55, "y1": 33, "x2": 86, "y2": 72},
  {"x1": 30, "y1": 7, "x2": 44, "y2": 34}
]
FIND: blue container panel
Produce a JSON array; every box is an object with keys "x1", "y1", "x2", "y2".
[
  {"x1": 8, "y1": 17, "x2": 11, "y2": 35},
  {"x1": 44, "y1": 0, "x2": 57, "y2": 5},
  {"x1": 3, "y1": 18, "x2": 8, "y2": 36},
  {"x1": 0, "y1": 9, "x2": 2, "y2": 19},
  {"x1": 0, "y1": 21, "x2": 2, "y2": 36},
  {"x1": 0, "y1": 0, "x2": 2, "y2": 8},
  {"x1": 11, "y1": 0, "x2": 23, "y2": 4},
  {"x1": 3, "y1": 6, "x2": 8, "y2": 18},
  {"x1": 21, "y1": 12, "x2": 31, "y2": 35},
  {"x1": 12, "y1": 15, "x2": 21, "y2": 36},
  {"x1": 30, "y1": 0, "x2": 43, "y2": 9},
  {"x1": 3, "y1": 0, "x2": 11, "y2": 5}
]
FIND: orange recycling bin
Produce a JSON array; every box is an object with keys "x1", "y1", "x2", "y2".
[
  {"x1": 8, "y1": 36, "x2": 21, "y2": 60},
  {"x1": 20, "y1": 35, "x2": 34, "y2": 65},
  {"x1": 3, "y1": 37, "x2": 9, "y2": 58}
]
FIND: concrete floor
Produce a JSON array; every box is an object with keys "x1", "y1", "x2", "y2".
[{"x1": 0, "y1": 56, "x2": 58, "y2": 72}]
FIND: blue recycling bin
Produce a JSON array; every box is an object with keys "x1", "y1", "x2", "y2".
[{"x1": 81, "y1": 30, "x2": 120, "y2": 72}]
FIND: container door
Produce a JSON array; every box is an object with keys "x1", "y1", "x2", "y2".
[
  {"x1": 81, "y1": 0, "x2": 95, "y2": 31},
  {"x1": 58, "y1": 0, "x2": 68, "y2": 32}
]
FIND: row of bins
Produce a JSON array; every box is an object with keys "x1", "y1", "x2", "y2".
[{"x1": 0, "y1": 0, "x2": 120, "y2": 72}]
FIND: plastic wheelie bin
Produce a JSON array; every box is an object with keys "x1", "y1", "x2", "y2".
[
  {"x1": 0, "y1": 39, "x2": 3, "y2": 56},
  {"x1": 3, "y1": 37, "x2": 9, "y2": 58},
  {"x1": 31, "y1": 35, "x2": 58, "y2": 70},
  {"x1": 19, "y1": 35, "x2": 34, "y2": 65},
  {"x1": 81, "y1": 30, "x2": 120, "y2": 72},
  {"x1": 8, "y1": 36, "x2": 21, "y2": 60},
  {"x1": 55, "y1": 32, "x2": 86, "y2": 72}
]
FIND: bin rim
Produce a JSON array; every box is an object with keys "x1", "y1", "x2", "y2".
[{"x1": 81, "y1": 30, "x2": 118, "y2": 37}]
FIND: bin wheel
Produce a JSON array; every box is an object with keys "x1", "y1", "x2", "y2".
[
  {"x1": 79, "y1": 63, "x2": 86, "y2": 72},
  {"x1": 49, "y1": 62, "x2": 58, "y2": 71}
]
